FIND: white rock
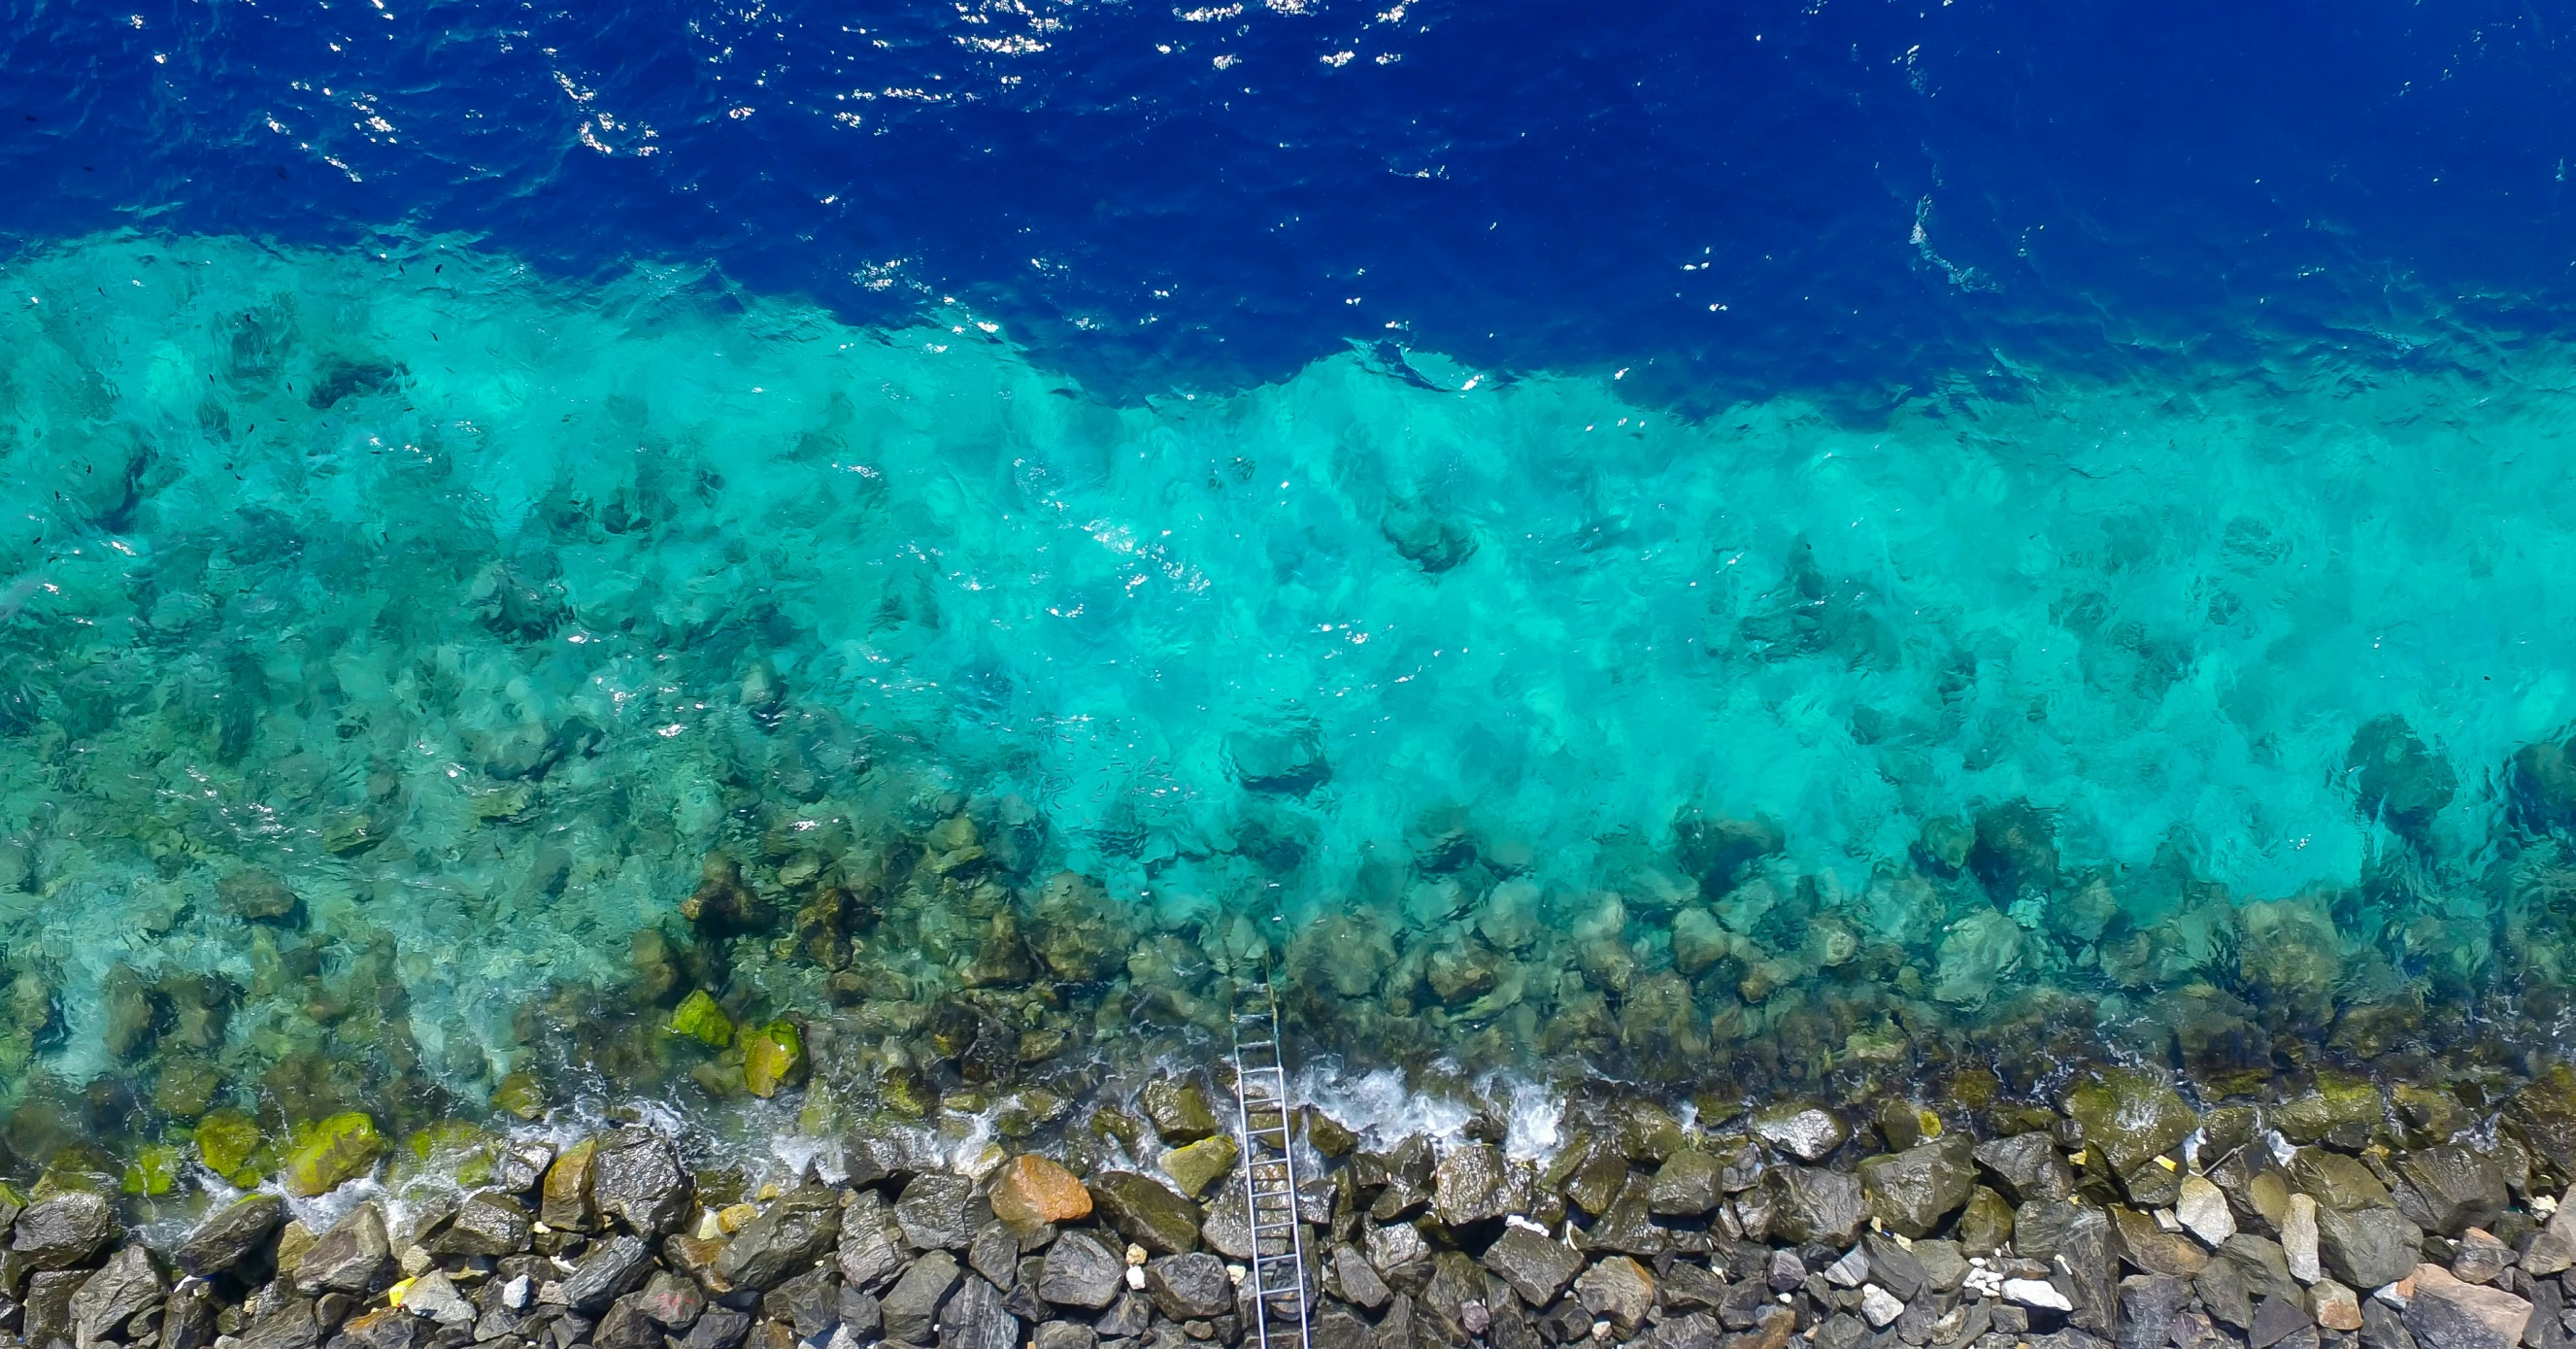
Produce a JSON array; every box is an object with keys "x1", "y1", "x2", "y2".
[
  {"x1": 1860, "y1": 1285, "x2": 1906, "y2": 1329},
  {"x1": 2002, "y1": 1279, "x2": 2073, "y2": 1312},
  {"x1": 1825, "y1": 1249, "x2": 1871, "y2": 1288},
  {"x1": 1125, "y1": 1265, "x2": 1147, "y2": 1291},
  {"x1": 2177, "y1": 1174, "x2": 2237, "y2": 1247},
  {"x1": 501, "y1": 1275, "x2": 530, "y2": 1310},
  {"x1": 2284, "y1": 1193, "x2": 2322, "y2": 1284}
]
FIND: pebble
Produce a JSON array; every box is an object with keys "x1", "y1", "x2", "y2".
[{"x1": 1859, "y1": 1285, "x2": 1905, "y2": 1329}]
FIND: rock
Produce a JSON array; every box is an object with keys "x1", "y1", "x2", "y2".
[
  {"x1": 684, "y1": 1309, "x2": 753, "y2": 1349},
  {"x1": 2251, "y1": 1295, "x2": 2312, "y2": 1349},
  {"x1": 72, "y1": 1245, "x2": 164, "y2": 1343},
  {"x1": 2197, "y1": 1261, "x2": 2255, "y2": 1331},
  {"x1": 2005, "y1": 1280, "x2": 2073, "y2": 1311},
  {"x1": 1139, "y1": 1081, "x2": 1221, "y2": 1145},
  {"x1": 165, "y1": 1275, "x2": 218, "y2": 1349},
  {"x1": 2218, "y1": 1234, "x2": 2304, "y2": 1304},
  {"x1": 1974, "y1": 1133, "x2": 2077, "y2": 1206},
  {"x1": 1651, "y1": 1150, "x2": 1723, "y2": 1216},
  {"x1": 1957, "y1": 1185, "x2": 2015, "y2": 1253},
  {"x1": 2062, "y1": 1067, "x2": 2196, "y2": 1174},
  {"x1": 219, "y1": 867, "x2": 304, "y2": 923},
  {"x1": 2507, "y1": 1068, "x2": 2576, "y2": 1177},
  {"x1": 668, "y1": 991, "x2": 734, "y2": 1047},
  {"x1": 2120, "y1": 1275, "x2": 2189, "y2": 1349},
  {"x1": 1931, "y1": 908, "x2": 2025, "y2": 1007},
  {"x1": 2179, "y1": 1175, "x2": 2238, "y2": 1247},
  {"x1": 2348, "y1": 715, "x2": 2456, "y2": 838},
  {"x1": 1672, "y1": 909, "x2": 1732, "y2": 975},
  {"x1": 884, "y1": 1250, "x2": 961, "y2": 1344},
  {"x1": 2407, "y1": 1265, "x2": 2532, "y2": 1349},
  {"x1": 741, "y1": 1020, "x2": 806, "y2": 1098},
  {"x1": 496, "y1": 1138, "x2": 556, "y2": 1193},
  {"x1": 1368, "y1": 1220, "x2": 1430, "y2": 1273},
  {"x1": 1332, "y1": 1242, "x2": 1392, "y2": 1308},
  {"x1": 2528, "y1": 1199, "x2": 2576, "y2": 1278},
  {"x1": 1859, "y1": 1136, "x2": 1977, "y2": 1238},
  {"x1": 637, "y1": 1270, "x2": 707, "y2": 1328},
  {"x1": 240, "y1": 1299, "x2": 324, "y2": 1349},
  {"x1": 967, "y1": 1220, "x2": 1020, "y2": 1289},
  {"x1": 2110, "y1": 1206, "x2": 2209, "y2": 1277},
  {"x1": 1574, "y1": 1256, "x2": 1656, "y2": 1332},
  {"x1": 1144, "y1": 1253, "x2": 1231, "y2": 1321},
  {"x1": 2284, "y1": 1195, "x2": 2322, "y2": 1284},
  {"x1": 559, "y1": 1233, "x2": 655, "y2": 1309},
  {"x1": 1163, "y1": 1135, "x2": 1239, "y2": 1200},
  {"x1": 2292, "y1": 1150, "x2": 2394, "y2": 1214},
  {"x1": 1036, "y1": 1321, "x2": 1098, "y2": 1349},
  {"x1": 2364, "y1": 1298, "x2": 2420, "y2": 1349},
  {"x1": 432, "y1": 1192, "x2": 532, "y2": 1257},
  {"x1": 1095, "y1": 1290, "x2": 1153, "y2": 1338},
  {"x1": 284, "y1": 1114, "x2": 384, "y2": 1197},
  {"x1": 2400, "y1": 1148, "x2": 2509, "y2": 1237},
  {"x1": 1433, "y1": 1143, "x2": 1514, "y2": 1226},
  {"x1": 595, "y1": 1294, "x2": 663, "y2": 1349},
  {"x1": 542, "y1": 1139, "x2": 598, "y2": 1231},
  {"x1": 2272, "y1": 1078, "x2": 2387, "y2": 1151},
  {"x1": 1856, "y1": 1285, "x2": 1902, "y2": 1330},
  {"x1": 298, "y1": 1202, "x2": 390, "y2": 1295},
  {"x1": 764, "y1": 1265, "x2": 840, "y2": 1338},
  {"x1": 1751, "y1": 1105, "x2": 1848, "y2": 1163},
  {"x1": 840, "y1": 1287, "x2": 884, "y2": 1339},
  {"x1": 331, "y1": 1307, "x2": 422, "y2": 1349},
  {"x1": 15, "y1": 1191, "x2": 113, "y2": 1270},
  {"x1": 592, "y1": 1130, "x2": 693, "y2": 1236},
  {"x1": 1479, "y1": 1229, "x2": 1582, "y2": 1307},
  {"x1": 899, "y1": 1173, "x2": 986, "y2": 1250},
  {"x1": 993, "y1": 1156, "x2": 1093, "y2": 1228},
  {"x1": 716, "y1": 1185, "x2": 843, "y2": 1290},
  {"x1": 399, "y1": 1271, "x2": 476, "y2": 1327},
  {"x1": 1087, "y1": 1172, "x2": 1201, "y2": 1254},
  {"x1": 1768, "y1": 1165, "x2": 1866, "y2": 1245},
  {"x1": 2315, "y1": 1282, "x2": 2364, "y2": 1333},
  {"x1": 2450, "y1": 1230, "x2": 2511, "y2": 1285},
  {"x1": 179, "y1": 1192, "x2": 284, "y2": 1277},
  {"x1": 837, "y1": 1194, "x2": 905, "y2": 1292}
]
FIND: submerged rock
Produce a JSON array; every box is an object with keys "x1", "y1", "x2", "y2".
[
  {"x1": 2062, "y1": 1066, "x2": 2194, "y2": 1173},
  {"x1": 284, "y1": 1113, "x2": 383, "y2": 1197}
]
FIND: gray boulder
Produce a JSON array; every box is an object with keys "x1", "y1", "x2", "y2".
[
  {"x1": 1767, "y1": 1166, "x2": 1866, "y2": 1245},
  {"x1": 2316, "y1": 1204, "x2": 2422, "y2": 1291},
  {"x1": 558, "y1": 1233, "x2": 654, "y2": 1309},
  {"x1": 1479, "y1": 1229, "x2": 1582, "y2": 1308},
  {"x1": 1144, "y1": 1253, "x2": 1233, "y2": 1321},
  {"x1": 1858, "y1": 1136, "x2": 1976, "y2": 1238},
  {"x1": 177, "y1": 1194, "x2": 285, "y2": 1278},
  {"x1": 1038, "y1": 1230, "x2": 1123, "y2": 1310},
  {"x1": 431, "y1": 1193, "x2": 532, "y2": 1258},
  {"x1": 1649, "y1": 1151, "x2": 1723, "y2": 1217},
  {"x1": 716, "y1": 1185, "x2": 844, "y2": 1290},
  {"x1": 884, "y1": 1249, "x2": 962, "y2": 1343},
  {"x1": 72, "y1": 1246, "x2": 164, "y2": 1343},
  {"x1": 935, "y1": 1274, "x2": 1019, "y2": 1349},
  {"x1": 14, "y1": 1193, "x2": 113, "y2": 1270},
  {"x1": 1973, "y1": 1133, "x2": 2076, "y2": 1205},
  {"x1": 897, "y1": 1174, "x2": 986, "y2": 1251},
  {"x1": 296, "y1": 1202, "x2": 390, "y2": 1296},
  {"x1": 2406, "y1": 1266, "x2": 2531, "y2": 1349},
  {"x1": 591, "y1": 1131, "x2": 693, "y2": 1236},
  {"x1": 2397, "y1": 1148, "x2": 2508, "y2": 1237}
]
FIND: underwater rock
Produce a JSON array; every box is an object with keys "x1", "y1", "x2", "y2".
[
  {"x1": 2062, "y1": 1066, "x2": 2194, "y2": 1173},
  {"x1": 2237, "y1": 899, "x2": 2343, "y2": 1029},
  {"x1": 2348, "y1": 716, "x2": 2457, "y2": 839},
  {"x1": 1027, "y1": 873, "x2": 1129, "y2": 984},
  {"x1": 1930, "y1": 910, "x2": 2023, "y2": 1007},
  {"x1": 668, "y1": 990, "x2": 733, "y2": 1047},
  {"x1": 1969, "y1": 801, "x2": 2059, "y2": 902},
  {"x1": 741, "y1": 1020, "x2": 806, "y2": 1097},
  {"x1": 681, "y1": 854, "x2": 771, "y2": 941},
  {"x1": 284, "y1": 1113, "x2": 383, "y2": 1197},
  {"x1": 1672, "y1": 812, "x2": 1784, "y2": 894},
  {"x1": 219, "y1": 867, "x2": 304, "y2": 925},
  {"x1": 1224, "y1": 720, "x2": 1330, "y2": 794}
]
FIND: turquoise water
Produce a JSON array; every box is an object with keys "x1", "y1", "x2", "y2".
[{"x1": 3, "y1": 233, "x2": 2574, "y2": 1139}]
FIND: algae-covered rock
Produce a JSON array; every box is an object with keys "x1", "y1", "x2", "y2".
[
  {"x1": 669, "y1": 991, "x2": 735, "y2": 1048},
  {"x1": 742, "y1": 1020, "x2": 806, "y2": 1097},
  {"x1": 2237, "y1": 898, "x2": 2342, "y2": 1027},
  {"x1": 1162, "y1": 1134, "x2": 1239, "y2": 1199},
  {"x1": 1956, "y1": 1185, "x2": 2015, "y2": 1254},
  {"x1": 2508, "y1": 1064, "x2": 2576, "y2": 1173},
  {"x1": 194, "y1": 1108, "x2": 262, "y2": 1185},
  {"x1": 1140, "y1": 1079, "x2": 1220, "y2": 1145},
  {"x1": 2270, "y1": 1074, "x2": 2384, "y2": 1148},
  {"x1": 1087, "y1": 1170, "x2": 1201, "y2": 1253},
  {"x1": 120, "y1": 1144, "x2": 183, "y2": 1196},
  {"x1": 491, "y1": 1070, "x2": 547, "y2": 1121},
  {"x1": 2062, "y1": 1065, "x2": 2195, "y2": 1173},
  {"x1": 284, "y1": 1112, "x2": 384, "y2": 1196}
]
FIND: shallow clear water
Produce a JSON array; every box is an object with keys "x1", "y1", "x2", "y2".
[{"x1": 3, "y1": 230, "x2": 2574, "y2": 1150}]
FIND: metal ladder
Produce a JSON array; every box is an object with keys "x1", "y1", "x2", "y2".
[{"x1": 1229, "y1": 957, "x2": 1312, "y2": 1349}]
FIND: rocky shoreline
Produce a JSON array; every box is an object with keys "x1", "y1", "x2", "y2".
[{"x1": 1, "y1": 1062, "x2": 2574, "y2": 1349}]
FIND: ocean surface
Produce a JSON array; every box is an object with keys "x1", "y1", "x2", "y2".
[{"x1": 6, "y1": 0, "x2": 2576, "y2": 1158}]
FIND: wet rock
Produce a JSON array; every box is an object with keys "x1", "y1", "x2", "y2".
[
  {"x1": 1040, "y1": 1231, "x2": 1124, "y2": 1310},
  {"x1": 2407, "y1": 1265, "x2": 2533, "y2": 1349},
  {"x1": 165, "y1": 1276, "x2": 218, "y2": 1349},
  {"x1": 1974, "y1": 1132, "x2": 2077, "y2": 1206},
  {"x1": 1767, "y1": 1165, "x2": 1865, "y2": 1245},
  {"x1": 837, "y1": 1193, "x2": 905, "y2": 1292},
  {"x1": 1036, "y1": 1321, "x2": 1098, "y2": 1349},
  {"x1": 541, "y1": 1139, "x2": 598, "y2": 1231},
  {"x1": 284, "y1": 1113, "x2": 384, "y2": 1197},
  {"x1": 1144, "y1": 1253, "x2": 1232, "y2": 1321},
  {"x1": 684, "y1": 1309, "x2": 753, "y2": 1349},
  {"x1": 1163, "y1": 1135, "x2": 1239, "y2": 1200},
  {"x1": 2292, "y1": 1149, "x2": 2394, "y2": 1213},
  {"x1": 592, "y1": 1130, "x2": 693, "y2": 1236},
  {"x1": 2507, "y1": 1068, "x2": 2576, "y2": 1176},
  {"x1": 1087, "y1": 1172, "x2": 1200, "y2": 1254},
  {"x1": 716, "y1": 1184, "x2": 843, "y2": 1290},
  {"x1": 220, "y1": 868, "x2": 304, "y2": 924},
  {"x1": 178, "y1": 1192, "x2": 284, "y2": 1277},
  {"x1": 1650, "y1": 1150, "x2": 1722, "y2": 1216},
  {"x1": 2272, "y1": 1078, "x2": 2386, "y2": 1151},
  {"x1": 2062, "y1": 1067, "x2": 2195, "y2": 1174},
  {"x1": 899, "y1": 1173, "x2": 987, "y2": 1250},
  {"x1": 1331, "y1": 1242, "x2": 1392, "y2": 1309},
  {"x1": 994, "y1": 1156, "x2": 1093, "y2": 1229},
  {"x1": 1573, "y1": 1256, "x2": 1656, "y2": 1333},
  {"x1": 1139, "y1": 1081, "x2": 1221, "y2": 1145},
  {"x1": 14, "y1": 1191, "x2": 112, "y2": 1269},
  {"x1": 1751, "y1": 1105, "x2": 1849, "y2": 1163},
  {"x1": 431, "y1": 1192, "x2": 532, "y2": 1258},
  {"x1": 637, "y1": 1271, "x2": 707, "y2": 1329},
  {"x1": 2400, "y1": 1147, "x2": 2509, "y2": 1237},
  {"x1": 72, "y1": 1244, "x2": 164, "y2": 1343},
  {"x1": 1858, "y1": 1136, "x2": 1976, "y2": 1237},
  {"x1": 2348, "y1": 715, "x2": 2457, "y2": 838},
  {"x1": 765, "y1": 1264, "x2": 841, "y2": 1338},
  {"x1": 1479, "y1": 1230, "x2": 1582, "y2": 1308},
  {"x1": 741, "y1": 1020, "x2": 806, "y2": 1098},
  {"x1": 2110, "y1": 1206, "x2": 2209, "y2": 1278},
  {"x1": 2178, "y1": 1175, "x2": 2237, "y2": 1248},
  {"x1": 1957, "y1": 1186, "x2": 2015, "y2": 1253},
  {"x1": 1367, "y1": 1220, "x2": 1429, "y2": 1272},
  {"x1": 559, "y1": 1233, "x2": 655, "y2": 1310},
  {"x1": 397, "y1": 1270, "x2": 475, "y2": 1326},
  {"x1": 967, "y1": 1220, "x2": 1020, "y2": 1290},
  {"x1": 1433, "y1": 1143, "x2": 1514, "y2": 1227},
  {"x1": 298, "y1": 1201, "x2": 390, "y2": 1295},
  {"x1": 883, "y1": 1250, "x2": 961, "y2": 1344},
  {"x1": 241, "y1": 1298, "x2": 324, "y2": 1349}
]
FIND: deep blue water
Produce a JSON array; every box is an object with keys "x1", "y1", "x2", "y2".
[{"x1": 12, "y1": 0, "x2": 2576, "y2": 402}]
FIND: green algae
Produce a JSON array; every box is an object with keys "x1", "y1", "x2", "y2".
[
  {"x1": 192, "y1": 1110, "x2": 263, "y2": 1185},
  {"x1": 741, "y1": 1021, "x2": 806, "y2": 1099},
  {"x1": 284, "y1": 1113, "x2": 384, "y2": 1197},
  {"x1": 669, "y1": 991, "x2": 735, "y2": 1048}
]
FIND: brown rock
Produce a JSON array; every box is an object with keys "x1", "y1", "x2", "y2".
[{"x1": 991, "y1": 1155, "x2": 1092, "y2": 1228}]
